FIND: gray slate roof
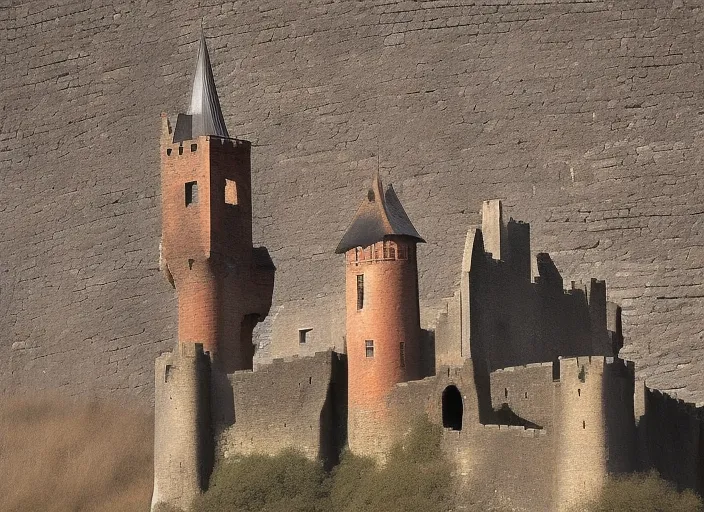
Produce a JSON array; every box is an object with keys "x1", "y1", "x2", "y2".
[
  {"x1": 335, "y1": 172, "x2": 425, "y2": 254},
  {"x1": 173, "y1": 32, "x2": 230, "y2": 142}
]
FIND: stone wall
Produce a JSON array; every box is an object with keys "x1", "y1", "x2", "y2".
[
  {"x1": 217, "y1": 350, "x2": 346, "y2": 467},
  {"x1": 382, "y1": 356, "x2": 636, "y2": 511},
  {"x1": 638, "y1": 387, "x2": 703, "y2": 493},
  {"x1": 152, "y1": 343, "x2": 212, "y2": 512},
  {"x1": 1, "y1": 0, "x2": 703, "y2": 404}
]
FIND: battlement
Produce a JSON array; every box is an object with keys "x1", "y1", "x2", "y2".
[
  {"x1": 267, "y1": 350, "x2": 336, "y2": 366},
  {"x1": 480, "y1": 423, "x2": 547, "y2": 437},
  {"x1": 162, "y1": 134, "x2": 251, "y2": 156},
  {"x1": 344, "y1": 239, "x2": 416, "y2": 265},
  {"x1": 493, "y1": 362, "x2": 553, "y2": 374},
  {"x1": 558, "y1": 355, "x2": 633, "y2": 371},
  {"x1": 649, "y1": 388, "x2": 704, "y2": 413}
]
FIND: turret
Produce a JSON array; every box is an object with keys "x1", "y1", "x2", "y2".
[
  {"x1": 153, "y1": 31, "x2": 274, "y2": 512},
  {"x1": 336, "y1": 172, "x2": 425, "y2": 457},
  {"x1": 160, "y1": 33, "x2": 272, "y2": 372}
]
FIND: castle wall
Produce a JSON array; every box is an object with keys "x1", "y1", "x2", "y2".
[
  {"x1": 217, "y1": 350, "x2": 346, "y2": 467},
  {"x1": 152, "y1": 343, "x2": 212, "y2": 512},
  {"x1": 554, "y1": 356, "x2": 636, "y2": 509},
  {"x1": 445, "y1": 426, "x2": 554, "y2": 512},
  {"x1": 491, "y1": 362, "x2": 556, "y2": 429},
  {"x1": 1, "y1": 0, "x2": 703, "y2": 407},
  {"x1": 456, "y1": 357, "x2": 636, "y2": 510},
  {"x1": 639, "y1": 388, "x2": 703, "y2": 494}
]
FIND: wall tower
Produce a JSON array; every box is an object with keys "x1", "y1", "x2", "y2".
[
  {"x1": 160, "y1": 33, "x2": 272, "y2": 372},
  {"x1": 153, "y1": 32, "x2": 273, "y2": 511},
  {"x1": 336, "y1": 172, "x2": 425, "y2": 457}
]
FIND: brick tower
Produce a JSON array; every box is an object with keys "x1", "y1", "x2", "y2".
[
  {"x1": 336, "y1": 171, "x2": 425, "y2": 457},
  {"x1": 152, "y1": 33, "x2": 273, "y2": 511},
  {"x1": 159, "y1": 32, "x2": 273, "y2": 372}
]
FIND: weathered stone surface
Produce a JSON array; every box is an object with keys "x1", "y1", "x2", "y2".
[{"x1": 1, "y1": 0, "x2": 702, "y2": 404}]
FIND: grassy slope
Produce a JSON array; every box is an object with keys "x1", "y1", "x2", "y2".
[{"x1": 0, "y1": 395, "x2": 153, "y2": 512}]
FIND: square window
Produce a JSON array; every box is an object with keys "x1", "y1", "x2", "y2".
[
  {"x1": 225, "y1": 179, "x2": 238, "y2": 205},
  {"x1": 185, "y1": 181, "x2": 198, "y2": 206},
  {"x1": 365, "y1": 340, "x2": 374, "y2": 358},
  {"x1": 299, "y1": 328, "x2": 312, "y2": 344}
]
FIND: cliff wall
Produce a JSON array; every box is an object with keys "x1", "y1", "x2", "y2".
[{"x1": 1, "y1": 0, "x2": 702, "y2": 403}]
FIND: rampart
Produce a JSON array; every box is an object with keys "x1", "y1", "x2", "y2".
[
  {"x1": 637, "y1": 386, "x2": 703, "y2": 494},
  {"x1": 217, "y1": 350, "x2": 347, "y2": 467},
  {"x1": 1, "y1": 0, "x2": 703, "y2": 405},
  {"x1": 377, "y1": 355, "x2": 636, "y2": 511}
]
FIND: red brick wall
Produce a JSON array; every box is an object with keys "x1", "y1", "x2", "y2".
[
  {"x1": 346, "y1": 238, "x2": 421, "y2": 410},
  {"x1": 160, "y1": 116, "x2": 264, "y2": 368}
]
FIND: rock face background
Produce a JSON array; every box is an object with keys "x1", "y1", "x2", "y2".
[{"x1": 0, "y1": 0, "x2": 702, "y2": 404}]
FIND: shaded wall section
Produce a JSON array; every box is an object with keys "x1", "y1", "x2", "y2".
[
  {"x1": 217, "y1": 350, "x2": 346, "y2": 468},
  {"x1": 638, "y1": 387, "x2": 703, "y2": 494}
]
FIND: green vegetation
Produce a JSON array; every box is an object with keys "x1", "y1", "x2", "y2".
[
  {"x1": 192, "y1": 416, "x2": 455, "y2": 512},
  {"x1": 583, "y1": 471, "x2": 703, "y2": 512}
]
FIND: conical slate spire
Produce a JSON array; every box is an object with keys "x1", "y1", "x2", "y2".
[
  {"x1": 187, "y1": 32, "x2": 229, "y2": 139},
  {"x1": 335, "y1": 171, "x2": 425, "y2": 254}
]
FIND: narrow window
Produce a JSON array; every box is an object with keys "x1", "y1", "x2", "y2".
[
  {"x1": 166, "y1": 148, "x2": 172, "y2": 156},
  {"x1": 524, "y1": 392, "x2": 528, "y2": 399},
  {"x1": 299, "y1": 328, "x2": 312, "y2": 345},
  {"x1": 365, "y1": 340, "x2": 374, "y2": 358},
  {"x1": 178, "y1": 146, "x2": 184, "y2": 155},
  {"x1": 225, "y1": 178, "x2": 238, "y2": 205},
  {"x1": 578, "y1": 388, "x2": 581, "y2": 397},
  {"x1": 356, "y1": 275, "x2": 364, "y2": 310},
  {"x1": 185, "y1": 181, "x2": 198, "y2": 206},
  {"x1": 504, "y1": 387, "x2": 508, "y2": 398},
  {"x1": 399, "y1": 342, "x2": 406, "y2": 368},
  {"x1": 582, "y1": 420, "x2": 586, "y2": 429}
]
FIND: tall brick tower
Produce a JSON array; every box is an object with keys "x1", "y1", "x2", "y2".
[
  {"x1": 152, "y1": 33, "x2": 273, "y2": 511},
  {"x1": 159, "y1": 33, "x2": 273, "y2": 372},
  {"x1": 336, "y1": 171, "x2": 425, "y2": 457}
]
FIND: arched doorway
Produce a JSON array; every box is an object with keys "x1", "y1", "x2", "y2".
[{"x1": 442, "y1": 385, "x2": 463, "y2": 431}]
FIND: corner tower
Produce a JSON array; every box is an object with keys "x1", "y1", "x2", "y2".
[
  {"x1": 336, "y1": 172, "x2": 425, "y2": 457},
  {"x1": 153, "y1": 32, "x2": 274, "y2": 512},
  {"x1": 160, "y1": 33, "x2": 272, "y2": 372}
]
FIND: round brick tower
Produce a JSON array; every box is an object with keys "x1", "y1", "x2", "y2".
[{"x1": 336, "y1": 172, "x2": 425, "y2": 457}]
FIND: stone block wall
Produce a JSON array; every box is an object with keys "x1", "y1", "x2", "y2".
[
  {"x1": 217, "y1": 350, "x2": 346, "y2": 466},
  {"x1": 639, "y1": 387, "x2": 703, "y2": 493},
  {"x1": 1, "y1": 0, "x2": 703, "y2": 405},
  {"x1": 152, "y1": 343, "x2": 212, "y2": 512}
]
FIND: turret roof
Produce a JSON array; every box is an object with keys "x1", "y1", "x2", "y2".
[
  {"x1": 173, "y1": 32, "x2": 230, "y2": 142},
  {"x1": 335, "y1": 171, "x2": 425, "y2": 254}
]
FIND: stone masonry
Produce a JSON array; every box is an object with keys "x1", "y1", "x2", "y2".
[{"x1": 1, "y1": 1, "x2": 703, "y2": 408}]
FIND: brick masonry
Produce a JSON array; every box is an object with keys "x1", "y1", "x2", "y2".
[{"x1": 1, "y1": 0, "x2": 703, "y2": 404}]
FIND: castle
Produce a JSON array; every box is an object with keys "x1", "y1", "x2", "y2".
[{"x1": 149, "y1": 34, "x2": 703, "y2": 512}]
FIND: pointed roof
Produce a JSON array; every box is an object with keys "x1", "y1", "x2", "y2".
[
  {"x1": 335, "y1": 171, "x2": 425, "y2": 254},
  {"x1": 173, "y1": 32, "x2": 229, "y2": 142}
]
